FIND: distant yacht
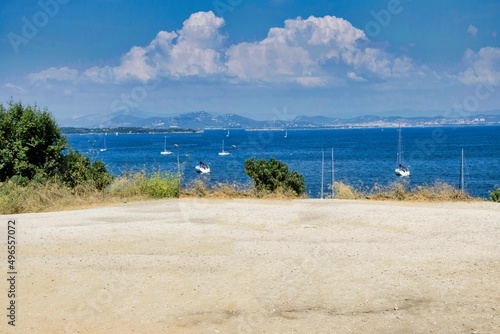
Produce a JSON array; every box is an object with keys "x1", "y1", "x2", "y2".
[
  {"x1": 160, "y1": 137, "x2": 173, "y2": 155},
  {"x1": 218, "y1": 139, "x2": 230, "y2": 156},
  {"x1": 394, "y1": 125, "x2": 410, "y2": 177},
  {"x1": 99, "y1": 133, "x2": 107, "y2": 152},
  {"x1": 284, "y1": 130, "x2": 288, "y2": 138}
]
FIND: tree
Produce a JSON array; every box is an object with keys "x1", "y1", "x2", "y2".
[
  {"x1": 0, "y1": 101, "x2": 67, "y2": 182},
  {"x1": 0, "y1": 101, "x2": 112, "y2": 190},
  {"x1": 244, "y1": 157, "x2": 306, "y2": 196}
]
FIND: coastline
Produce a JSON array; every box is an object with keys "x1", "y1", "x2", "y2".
[{"x1": 2, "y1": 198, "x2": 499, "y2": 333}]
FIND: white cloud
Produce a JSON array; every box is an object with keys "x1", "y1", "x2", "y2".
[
  {"x1": 467, "y1": 24, "x2": 478, "y2": 37},
  {"x1": 4, "y1": 83, "x2": 25, "y2": 92},
  {"x1": 25, "y1": 12, "x2": 423, "y2": 88},
  {"x1": 226, "y1": 15, "x2": 366, "y2": 84},
  {"x1": 82, "y1": 11, "x2": 226, "y2": 83},
  {"x1": 459, "y1": 47, "x2": 500, "y2": 85},
  {"x1": 28, "y1": 66, "x2": 79, "y2": 84},
  {"x1": 347, "y1": 71, "x2": 366, "y2": 82}
]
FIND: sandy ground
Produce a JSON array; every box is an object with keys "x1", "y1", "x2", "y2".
[{"x1": 1, "y1": 198, "x2": 499, "y2": 333}]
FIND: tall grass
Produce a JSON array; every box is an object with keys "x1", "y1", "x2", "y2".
[
  {"x1": 0, "y1": 170, "x2": 181, "y2": 214},
  {"x1": 332, "y1": 180, "x2": 475, "y2": 201},
  {"x1": 182, "y1": 179, "x2": 255, "y2": 198},
  {"x1": 1, "y1": 174, "x2": 484, "y2": 214}
]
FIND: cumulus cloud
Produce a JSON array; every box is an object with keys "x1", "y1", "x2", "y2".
[
  {"x1": 459, "y1": 47, "x2": 500, "y2": 85},
  {"x1": 26, "y1": 12, "x2": 423, "y2": 87},
  {"x1": 28, "y1": 66, "x2": 79, "y2": 84},
  {"x1": 467, "y1": 24, "x2": 478, "y2": 37},
  {"x1": 226, "y1": 15, "x2": 365, "y2": 84},
  {"x1": 226, "y1": 15, "x2": 419, "y2": 85}
]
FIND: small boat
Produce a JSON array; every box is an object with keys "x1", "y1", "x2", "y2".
[
  {"x1": 218, "y1": 139, "x2": 230, "y2": 156},
  {"x1": 195, "y1": 162, "x2": 211, "y2": 174},
  {"x1": 99, "y1": 133, "x2": 107, "y2": 152},
  {"x1": 160, "y1": 137, "x2": 173, "y2": 155},
  {"x1": 284, "y1": 130, "x2": 288, "y2": 138},
  {"x1": 394, "y1": 125, "x2": 410, "y2": 177},
  {"x1": 226, "y1": 130, "x2": 230, "y2": 137}
]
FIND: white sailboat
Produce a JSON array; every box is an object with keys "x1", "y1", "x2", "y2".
[
  {"x1": 459, "y1": 148, "x2": 465, "y2": 192},
  {"x1": 218, "y1": 139, "x2": 230, "y2": 156},
  {"x1": 226, "y1": 129, "x2": 230, "y2": 137},
  {"x1": 160, "y1": 137, "x2": 172, "y2": 155},
  {"x1": 99, "y1": 133, "x2": 107, "y2": 152},
  {"x1": 395, "y1": 125, "x2": 410, "y2": 177},
  {"x1": 284, "y1": 130, "x2": 288, "y2": 138}
]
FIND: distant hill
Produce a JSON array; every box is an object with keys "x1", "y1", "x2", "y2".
[{"x1": 59, "y1": 110, "x2": 500, "y2": 130}]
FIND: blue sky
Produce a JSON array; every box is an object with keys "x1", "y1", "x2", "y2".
[{"x1": 1, "y1": 0, "x2": 499, "y2": 123}]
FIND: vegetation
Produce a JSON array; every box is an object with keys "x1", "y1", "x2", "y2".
[
  {"x1": 332, "y1": 180, "x2": 475, "y2": 201},
  {"x1": 489, "y1": 187, "x2": 500, "y2": 202},
  {"x1": 0, "y1": 102, "x2": 67, "y2": 183},
  {"x1": 0, "y1": 101, "x2": 113, "y2": 190},
  {"x1": 244, "y1": 157, "x2": 306, "y2": 197}
]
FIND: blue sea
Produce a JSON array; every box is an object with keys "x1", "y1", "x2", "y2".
[{"x1": 66, "y1": 126, "x2": 500, "y2": 199}]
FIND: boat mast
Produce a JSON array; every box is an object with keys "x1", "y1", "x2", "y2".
[
  {"x1": 397, "y1": 125, "x2": 402, "y2": 166},
  {"x1": 321, "y1": 149, "x2": 324, "y2": 199},
  {"x1": 459, "y1": 148, "x2": 465, "y2": 192},
  {"x1": 331, "y1": 148, "x2": 335, "y2": 199}
]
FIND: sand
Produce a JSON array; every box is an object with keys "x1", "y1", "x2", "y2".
[{"x1": 1, "y1": 198, "x2": 499, "y2": 333}]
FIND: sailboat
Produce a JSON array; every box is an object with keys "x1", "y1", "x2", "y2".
[
  {"x1": 226, "y1": 129, "x2": 230, "y2": 137},
  {"x1": 459, "y1": 148, "x2": 465, "y2": 192},
  {"x1": 160, "y1": 137, "x2": 173, "y2": 155},
  {"x1": 394, "y1": 125, "x2": 410, "y2": 177},
  {"x1": 99, "y1": 133, "x2": 107, "y2": 152},
  {"x1": 218, "y1": 139, "x2": 230, "y2": 156},
  {"x1": 284, "y1": 130, "x2": 288, "y2": 138}
]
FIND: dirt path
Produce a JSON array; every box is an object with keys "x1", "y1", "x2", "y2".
[{"x1": 1, "y1": 199, "x2": 499, "y2": 333}]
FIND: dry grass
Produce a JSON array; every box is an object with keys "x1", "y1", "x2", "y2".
[
  {"x1": 0, "y1": 171, "x2": 181, "y2": 214},
  {"x1": 1, "y1": 176, "x2": 482, "y2": 215},
  {"x1": 333, "y1": 180, "x2": 476, "y2": 202},
  {"x1": 0, "y1": 181, "x2": 116, "y2": 214},
  {"x1": 181, "y1": 179, "x2": 255, "y2": 198}
]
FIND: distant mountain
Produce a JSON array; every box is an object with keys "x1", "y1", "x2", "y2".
[{"x1": 59, "y1": 110, "x2": 500, "y2": 129}]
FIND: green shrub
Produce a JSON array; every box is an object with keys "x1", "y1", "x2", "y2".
[
  {"x1": 0, "y1": 101, "x2": 113, "y2": 192},
  {"x1": 489, "y1": 187, "x2": 500, "y2": 202},
  {"x1": 139, "y1": 171, "x2": 180, "y2": 199},
  {"x1": 244, "y1": 157, "x2": 306, "y2": 196},
  {"x1": 0, "y1": 101, "x2": 66, "y2": 181},
  {"x1": 60, "y1": 149, "x2": 113, "y2": 191}
]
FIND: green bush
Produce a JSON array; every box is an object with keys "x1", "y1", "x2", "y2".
[
  {"x1": 0, "y1": 101, "x2": 112, "y2": 191},
  {"x1": 0, "y1": 101, "x2": 66, "y2": 181},
  {"x1": 60, "y1": 149, "x2": 113, "y2": 191},
  {"x1": 489, "y1": 187, "x2": 500, "y2": 202},
  {"x1": 244, "y1": 157, "x2": 306, "y2": 196},
  {"x1": 139, "y1": 171, "x2": 180, "y2": 199}
]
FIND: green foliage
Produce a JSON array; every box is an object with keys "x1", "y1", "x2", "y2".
[
  {"x1": 489, "y1": 187, "x2": 500, "y2": 202},
  {"x1": 0, "y1": 101, "x2": 67, "y2": 181},
  {"x1": 139, "y1": 171, "x2": 180, "y2": 199},
  {"x1": 244, "y1": 157, "x2": 306, "y2": 196},
  {"x1": 109, "y1": 171, "x2": 180, "y2": 199},
  {"x1": 0, "y1": 101, "x2": 113, "y2": 191},
  {"x1": 60, "y1": 149, "x2": 113, "y2": 191}
]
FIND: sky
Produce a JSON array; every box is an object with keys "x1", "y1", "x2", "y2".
[{"x1": 1, "y1": 0, "x2": 499, "y2": 123}]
